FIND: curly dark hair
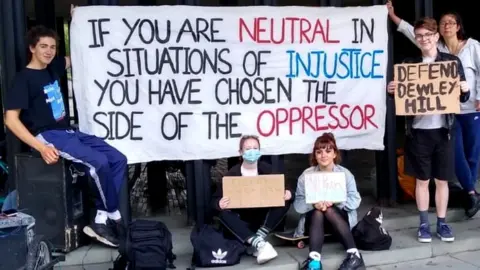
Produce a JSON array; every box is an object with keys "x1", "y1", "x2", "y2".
[{"x1": 26, "y1": 25, "x2": 59, "y2": 59}]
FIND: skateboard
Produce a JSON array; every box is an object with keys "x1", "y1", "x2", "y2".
[{"x1": 274, "y1": 231, "x2": 309, "y2": 249}]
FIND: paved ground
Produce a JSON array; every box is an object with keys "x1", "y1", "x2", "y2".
[
  {"x1": 374, "y1": 250, "x2": 480, "y2": 269},
  {"x1": 54, "y1": 197, "x2": 480, "y2": 270}
]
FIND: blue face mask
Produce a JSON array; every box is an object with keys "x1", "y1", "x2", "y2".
[{"x1": 242, "y1": 149, "x2": 261, "y2": 163}]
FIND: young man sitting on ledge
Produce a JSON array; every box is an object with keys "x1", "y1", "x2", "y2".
[{"x1": 4, "y1": 25, "x2": 127, "y2": 248}]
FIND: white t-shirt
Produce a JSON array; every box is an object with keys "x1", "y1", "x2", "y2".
[
  {"x1": 241, "y1": 166, "x2": 258, "y2": 176},
  {"x1": 412, "y1": 56, "x2": 446, "y2": 130}
]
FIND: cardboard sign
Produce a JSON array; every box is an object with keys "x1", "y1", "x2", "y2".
[
  {"x1": 394, "y1": 60, "x2": 460, "y2": 115},
  {"x1": 304, "y1": 172, "x2": 347, "y2": 204},
  {"x1": 222, "y1": 174, "x2": 285, "y2": 208}
]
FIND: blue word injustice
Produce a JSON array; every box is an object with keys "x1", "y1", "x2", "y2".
[{"x1": 286, "y1": 48, "x2": 384, "y2": 79}]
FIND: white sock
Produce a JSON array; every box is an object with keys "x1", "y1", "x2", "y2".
[
  {"x1": 107, "y1": 210, "x2": 121, "y2": 221},
  {"x1": 347, "y1": 248, "x2": 360, "y2": 258},
  {"x1": 95, "y1": 210, "x2": 108, "y2": 224},
  {"x1": 309, "y1": 251, "x2": 321, "y2": 261},
  {"x1": 250, "y1": 236, "x2": 266, "y2": 249}
]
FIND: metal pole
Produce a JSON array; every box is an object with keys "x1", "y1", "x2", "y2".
[
  {"x1": 368, "y1": 0, "x2": 397, "y2": 205},
  {"x1": 1, "y1": 0, "x2": 27, "y2": 192},
  {"x1": 329, "y1": 0, "x2": 342, "y2": 6},
  {"x1": 177, "y1": 0, "x2": 203, "y2": 225},
  {"x1": 424, "y1": 0, "x2": 433, "y2": 17},
  {"x1": 319, "y1": 0, "x2": 328, "y2": 6},
  {"x1": 414, "y1": 0, "x2": 423, "y2": 20}
]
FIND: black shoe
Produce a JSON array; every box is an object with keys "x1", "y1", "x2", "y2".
[
  {"x1": 465, "y1": 194, "x2": 480, "y2": 218},
  {"x1": 338, "y1": 252, "x2": 366, "y2": 270},
  {"x1": 83, "y1": 222, "x2": 119, "y2": 248}
]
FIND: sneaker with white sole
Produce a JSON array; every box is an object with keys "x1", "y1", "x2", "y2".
[
  {"x1": 83, "y1": 223, "x2": 119, "y2": 248},
  {"x1": 256, "y1": 241, "x2": 278, "y2": 264}
]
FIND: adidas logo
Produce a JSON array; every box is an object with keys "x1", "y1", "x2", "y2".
[{"x1": 211, "y1": 248, "x2": 228, "y2": 264}]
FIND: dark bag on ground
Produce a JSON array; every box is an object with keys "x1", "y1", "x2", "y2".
[
  {"x1": 352, "y1": 207, "x2": 392, "y2": 251},
  {"x1": 112, "y1": 219, "x2": 176, "y2": 270},
  {"x1": 187, "y1": 224, "x2": 245, "y2": 269}
]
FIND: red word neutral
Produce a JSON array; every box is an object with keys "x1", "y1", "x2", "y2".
[
  {"x1": 238, "y1": 17, "x2": 339, "y2": 44},
  {"x1": 256, "y1": 104, "x2": 377, "y2": 137}
]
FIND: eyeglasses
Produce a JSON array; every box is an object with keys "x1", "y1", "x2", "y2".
[
  {"x1": 414, "y1": 32, "x2": 436, "y2": 40},
  {"x1": 439, "y1": 21, "x2": 457, "y2": 27}
]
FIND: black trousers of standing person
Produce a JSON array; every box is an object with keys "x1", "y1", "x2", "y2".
[
  {"x1": 218, "y1": 201, "x2": 291, "y2": 242},
  {"x1": 306, "y1": 206, "x2": 356, "y2": 253}
]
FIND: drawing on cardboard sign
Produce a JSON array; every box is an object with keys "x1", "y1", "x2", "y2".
[{"x1": 304, "y1": 172, "x2": 347, "y2": 204}]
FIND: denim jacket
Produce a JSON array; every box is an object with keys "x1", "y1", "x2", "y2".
[{"x1": 292, "y1": 164, "x2": 361, "y2": 237}]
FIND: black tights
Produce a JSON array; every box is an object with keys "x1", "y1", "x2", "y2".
[{"x1": 309, "y1": 207, "x2": 356, "y2": 253}]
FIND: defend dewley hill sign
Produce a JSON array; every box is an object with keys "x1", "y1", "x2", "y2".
[
  {"x1": 304, "y1": 172, "x2": 347, "y2": 204},
  {"x1": 70, "y1": 5, "x2": 389, "y2": 163},
  {"x1": 394, "y1": 61, "x2": 460, "y2": 116}
]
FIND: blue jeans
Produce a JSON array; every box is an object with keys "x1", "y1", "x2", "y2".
[{"x1": 454, "y1": 113, "x2": 480, "y2": 192}]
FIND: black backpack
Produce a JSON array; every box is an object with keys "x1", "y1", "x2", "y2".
[
  {"x1": 352, "y1": 207, "x2": 392, "y2": 251},
  {"x1": 187, "y1": 224, "x2": 245, "y2": 269},
  {"x1": 114, "y1": 219, "x2": 176, "y2": 270}
]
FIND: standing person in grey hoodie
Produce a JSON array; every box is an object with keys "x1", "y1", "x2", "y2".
[
  {"x1": 387, "y1": 1, "x2": 480, "y2": 218},
  {"x1": 294, "y1": 133, "x2": 364, "y2": 270}
]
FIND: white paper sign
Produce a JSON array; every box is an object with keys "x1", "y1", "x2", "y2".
[
  {"x1": 304, "y1": 172, "x2": 347, "y2": 203},
  {"x1": 70, "y1": 5, "x2": 388, "y2": 164}
]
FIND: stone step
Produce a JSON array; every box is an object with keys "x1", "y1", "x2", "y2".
[
  {"x1": 55, "y1": 217, "x2": 480, "y2": 270},
  {"x1": 53, "y1": 196, "x2": 478, "y2": 269}
]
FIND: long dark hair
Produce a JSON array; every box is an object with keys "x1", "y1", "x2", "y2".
[{"x1": 439, "y1": 11, "x2": 467, "y2": 41}]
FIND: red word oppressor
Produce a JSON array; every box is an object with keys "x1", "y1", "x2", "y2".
[
  {"x1": 256, "y1": 104, "x2": 378, "y2": 137},
  {"x1": 238, "y1": 17, "x2": 340, "y2": 44}
]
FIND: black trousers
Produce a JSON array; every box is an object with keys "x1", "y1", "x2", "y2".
[
  {"x1": 218, "y1": 202, "x2": 291, "y2": 242},
  {"x1": 306, "y1": 206, "x2": 356, "y2": 253}
]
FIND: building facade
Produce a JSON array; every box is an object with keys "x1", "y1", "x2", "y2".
[{"x1": 0, "y1": 0, "x2": 473, "y2": 225}]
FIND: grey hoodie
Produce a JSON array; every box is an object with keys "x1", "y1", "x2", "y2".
[{"x1": 397, "y1": 20, "x2": 480, "y2": 114}]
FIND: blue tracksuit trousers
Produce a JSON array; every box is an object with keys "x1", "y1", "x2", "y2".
[{"x1": 37, "y1": 129, "x2": 127, "y2": 212}]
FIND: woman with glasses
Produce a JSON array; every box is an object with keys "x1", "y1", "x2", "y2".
[
  {"x1": 387, "y1": 1, "x2": 480, "y2": 219},
  {"x1": 295, "y1": 133, "x2": 364, "y2": 270}
]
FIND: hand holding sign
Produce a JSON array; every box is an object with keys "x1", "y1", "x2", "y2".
[
  {"x1": 314, "y1": 201, "x2": 333, "y2": 211},
  {"x1": 219, "y1": 197, "x2": 230, "y2": 209},
  {"x1": 460, "y1": 81, "x2": 469, "y2": 93},
  {"x1": 387, "y1": 81, "x2": 396, "y2": 95}
]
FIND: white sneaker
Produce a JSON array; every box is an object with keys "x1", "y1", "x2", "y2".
[{"x1": 256, "y1": 241, "x2": 278, "y2": 264}]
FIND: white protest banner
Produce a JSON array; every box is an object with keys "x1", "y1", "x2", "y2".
[
  {"x1": 304, "y1": 172, "x2": 347, "y2": 204},
  {"x1": 70, "y1": 5, "x2": 388, "y2": 164}
]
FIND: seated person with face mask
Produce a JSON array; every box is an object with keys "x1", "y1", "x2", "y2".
[{"x1": 210, "y1": 135, "x2": 294, "y2": 265}]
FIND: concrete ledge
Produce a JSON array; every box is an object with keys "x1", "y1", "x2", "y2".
[
  {"x1": 54, "y1": 203, "x2": 480, "y2": 269},
  {"x1": 55, "y1": 217, "x2": 480, "y2": 269}
]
